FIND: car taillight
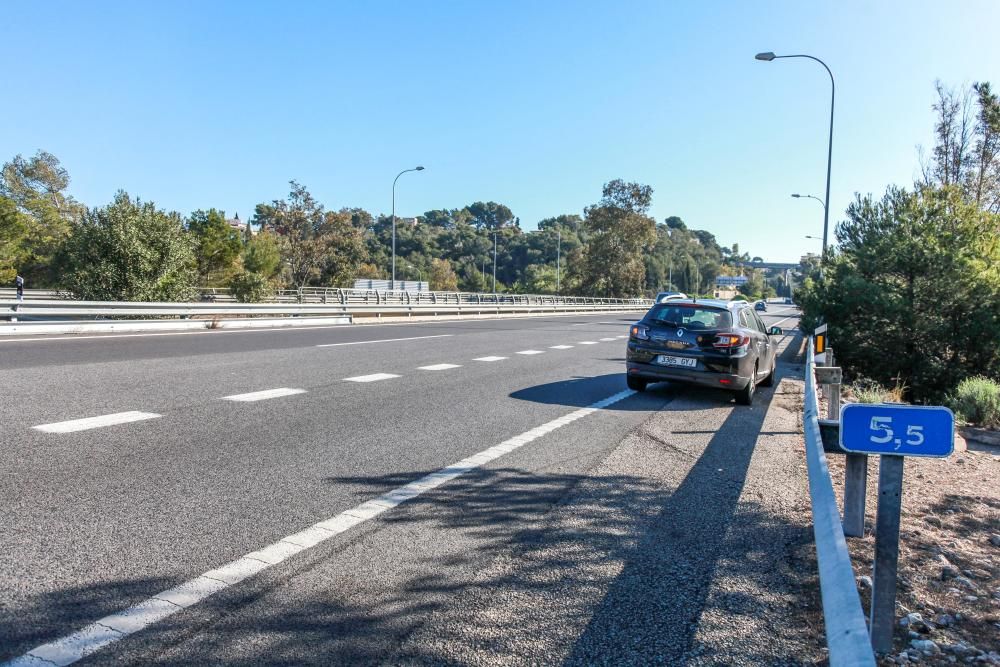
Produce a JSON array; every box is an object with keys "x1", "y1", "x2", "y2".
[
  {"x1": 713, "y1": 333, "x2": 750, "y2": 348},
  {"x1": 630, "y1": 324, "x2": 649, "y2": 340}
]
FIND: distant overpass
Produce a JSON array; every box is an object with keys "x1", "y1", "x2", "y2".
[{"x1": 742, "y1": 261, "x2": 799, "y2": 270}]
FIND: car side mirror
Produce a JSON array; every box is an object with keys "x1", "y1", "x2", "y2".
[{"x1": 769, "y1": 326, "x2": 782, "y2": 336}]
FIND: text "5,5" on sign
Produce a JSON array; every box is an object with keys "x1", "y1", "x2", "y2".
[{"x1": 840, "y1": 404, "x2": 954, "y2": 458}]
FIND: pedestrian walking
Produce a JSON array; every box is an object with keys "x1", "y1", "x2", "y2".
[{"x1": 15, "y1": 273, "x2": 24, "y2": 301}]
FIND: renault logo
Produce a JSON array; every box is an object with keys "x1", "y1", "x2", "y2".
[{"x1": 676, "y1": 328, "x2": 685, "y2": 337}]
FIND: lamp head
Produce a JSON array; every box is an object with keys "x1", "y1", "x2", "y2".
[
  {"x1": 415, "y1": 166, "x2": 425, "y2": 171},
  {"x1": 791, "y1": 194, "x2": 801, "y2": 198},
  {"x1": 755, "y1": 52, "x2": 777, "y2": 62}
]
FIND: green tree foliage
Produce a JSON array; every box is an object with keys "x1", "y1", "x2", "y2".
[
  {"x1": 0, "y1": 195, "x2": 29, "y2": 283},
  {"x1": 738, "y1": 270, "x2": 765, "y2": 299},
  {"x1": 922, "y1": 81, "x2": 1000, "y2": 212},
  {"x1": 466, "y1": 201, "x2": 517, "y2": 230},
  {"x1": 228, "y1": 233, "x2": 282, "y2": 302},
  {"x1": 0, "y1": 151, "x2": 85, "y2": 285},
  {"x1": 575, "y1": 180, "x2": 657, "y2": 297},
  {"x1": 253, "y1": 182, "x2": 368, "y2": 289},
  {"x1": 320, "y1": 209, "x2": 368, "y2": 287},
  {"x1": 797, "y1": 185, "x2": 1000, "y2": 402},
  {"x1": 643, "y1": 218, "x2": 724, "y2": 295},
  {"x1": 242, "y1": 233, "x2": 282, "y2": 277},
  {"x1": 429, "y1": 258, "x2": 459, "y2": 291},
  {"x1": 56, "y1": 192, "x2": 198, "y2": 301},
  {"x1": 229, "y1": 270, "x2": 273, "y2": 303},
  {"x1": 188, "y1": 209, "x2": 242, "y2": 285},
  {"x1": 253, "y1": 182, "x2": 326, "y2": 288}
]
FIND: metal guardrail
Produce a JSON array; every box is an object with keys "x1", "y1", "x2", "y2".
[
  {"x1": 0, "y1": 288, "x2": 71, "y2": 300},
  {"x1": 803, "y1": 338, "x2": 875, "y2": 666},
  {"x1": 13, "y1": 286, "x2": 651, "y2": 308},
  {"x1": 1, "y1": 291, "x2": 650, "y2": 324},
  {"x1": 268, "y1": 287, "x2": 649, "y2": 308}
]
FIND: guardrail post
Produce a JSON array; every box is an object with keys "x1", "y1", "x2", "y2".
[
  {"x1": 827, "y1": 347, "x2": 869, "y2": 539},
  {"x1": 870, "y1": 455, "x2": 904, "y2": 653}
]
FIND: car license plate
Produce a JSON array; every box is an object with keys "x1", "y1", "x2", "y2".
[{"x1": 654, "y1": 355, "x2": 697, "y2": 368}]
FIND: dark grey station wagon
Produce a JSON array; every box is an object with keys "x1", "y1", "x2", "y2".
[{"x1": 625, "y1": 299, "x2": 782, "y2": 405}]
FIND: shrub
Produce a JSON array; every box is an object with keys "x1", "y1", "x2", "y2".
[
  {"x1": 850, "y1": 377, "x2": 907, "y2": 404},
  {"x1": 229, "y1": 270, "x2": 273, "y2": 303},
  {"x1": 947, "y1": 376, "x2": 1000, "y2": 427}
]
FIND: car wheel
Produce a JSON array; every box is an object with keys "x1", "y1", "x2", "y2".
[
  {"x1": 761, "y1": 359, "x2": 776, "y2": 387},
  {"x1": 735, "y1": 371, "x2": 756, "y2": 405},
  {"x1": 626, "y1": 375, "x2": 648, "y2": 392}
]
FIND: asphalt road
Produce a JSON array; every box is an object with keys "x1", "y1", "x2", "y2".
[{"x1": 0, "y1": 306, "x2": 813, "y2": 666}]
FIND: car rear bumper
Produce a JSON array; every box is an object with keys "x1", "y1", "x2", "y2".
[
  {"x1": 626, "y1": 360, "x2": 751, "y2": 390},
  {"x1": 625, "y1": 341, "x2": 753, "y2": 390}
]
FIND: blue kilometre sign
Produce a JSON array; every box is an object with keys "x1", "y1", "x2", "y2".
[{"x1": 840, "y1": 404, "x2": 955, "y2": 457}]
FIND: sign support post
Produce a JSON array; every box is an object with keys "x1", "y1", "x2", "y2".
[
  {"x1": 843, "y1": 453, "x2": 868, "y2": 537},
  {"x1": 869, "y1": 455, "x2": 904, "y2": 652},
  {"x1": 840, "y1": 402, "x2": 954, "y2": 654}
]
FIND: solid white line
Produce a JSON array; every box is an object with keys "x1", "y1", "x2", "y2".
[
  {"x1": 316, "y1": 334, "x2": 452, "y2": 348},
  {"x1": 473, "y1": 356, "x2": 507, "y2": 362},
  {"x1": 769, "y1": 315, "x2": 799, "y2": 329},
  {"x1": 549, "y1": 345, "x2": 573, "y2": 350},
  {"x1": 516, "y1": 350, "x2": 544, "y2": 355},
  {"x1": 578, "y1": 341, "x2": 598, "y2": 345},
  {"x1": 32, "y1": 411, "x2": 161, "y2": 434},
  {"x1": 221, "y1": 388, "x2": 307, "y2": 402},
  {"x1": 417, "y1": 363, "x2": 461, "y2": 371},
  {"x1": 9, "y1": 387, "x2": 637, "y2": 666},
  {"x1": 342, "y1": 373, "x2": 400, "y2": 383}
]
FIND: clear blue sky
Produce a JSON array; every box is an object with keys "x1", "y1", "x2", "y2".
[{"x1": 3, "y1": 1, "x2": 998, "y2": 262}]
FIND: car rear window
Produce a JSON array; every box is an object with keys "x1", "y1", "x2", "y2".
[{"x1": 645, "y1": 304, "x2": 732, "y2": 329}]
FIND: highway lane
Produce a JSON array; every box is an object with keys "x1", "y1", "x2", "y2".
[
  {"x1": 1, "y1": 307, "x2": 804, "y2": 664},
  {"x1": 0, "y1": 312, "x2": 638, "y2": 370}
]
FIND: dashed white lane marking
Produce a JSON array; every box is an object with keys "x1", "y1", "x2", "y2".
[
  {"x1": 473, "y1": 356, "x2": 507, "y2": 362},
  {"x1": 9, "y1": 388, "x2": 637, "y2": 667},
  {"x1": 316, "y1": 334, "x2": 452, "y2": 348},
  {"x1": 516, "y1": 350, "x2": 544, "y2": 355},
  {"x1": 343, "y1": 373, "x2": 401, "y2": 383},
  {"x1": 549, "y1": 345, "x2": 573, "y2": 350},
  {"x1": 616, "y1": 335, "x2": 628, "y2": 339},
  {"x1": 599, "y1": 337, "x2": 617, "y2": 342},
  {"x1": 417, "y1": 363, "x2": 461, "y2": 371},
  {"x1": 222, "y1": 388, "x2": 307, "y2": 402},
  {"x1": 32, "y1": 411, "x2": 162, "y2": 434},
  {"x1": 577, "y1": 341, "x2": 598, "y2": 345}
]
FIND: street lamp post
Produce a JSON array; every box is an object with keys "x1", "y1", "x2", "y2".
[
  {"x1": 791, "y1": 193, "x2": 827, "y2": 212},
  {"x1": 556, "y1": 229, "x2": 561, "y2": 293},
  {"x1": 391, "y1": 166, "x2": 425, "y2": 288},
  {"x1": 492, "y1": 232, "x2": 498, "y2": 293},
  {"x1": 405, "y1": 262, "x2": 423, "y2": 286},
  {"x1": 757, "y1": 51, "x2": 835, "y2": 261}
]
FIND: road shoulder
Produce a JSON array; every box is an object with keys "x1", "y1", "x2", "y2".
[{"x1": 392, "y1": 342, "x2": 827, "y2": 665}]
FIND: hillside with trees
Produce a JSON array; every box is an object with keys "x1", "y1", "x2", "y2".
[{"x1": 1, "y1": 158, "x2": 773, "y2": 301}]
